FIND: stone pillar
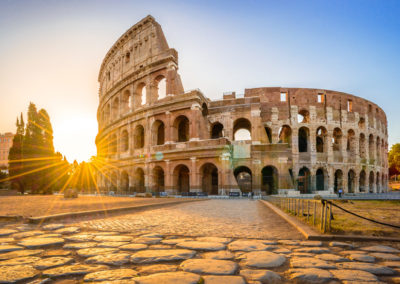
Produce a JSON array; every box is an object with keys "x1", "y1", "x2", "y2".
[
  {"x1": 190, "y1": 104, "x2": 201, "y2": 141},
  {"x1": 144, "y1": 162, "x2": 150, "y2": 193},
  {"x1": 310, "y1": 126, "x2": 316, "y2": 164},
  {"x1": 252, "y1": 162, "x2": 261, "y2": 194},
  {"x1": 190, "y1": 157, "x2": 200, "y2": 192},
  {"x1": 164, "y1": 160, "x2": 173, "y2": 194},
  {"x1": 165, "y1": 111, "x2": 173, "y2": 144},
  {"x1": 328, "y1": 167, "x2": 335, "y2": 192}
]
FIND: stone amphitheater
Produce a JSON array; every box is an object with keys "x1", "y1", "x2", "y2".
[{"x1": 96, "y1": 15, "x2": 388, "y2": 196}]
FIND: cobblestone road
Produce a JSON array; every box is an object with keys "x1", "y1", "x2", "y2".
[{"x1": 75, "y1": 199, "x2": 304, "y2": 239}]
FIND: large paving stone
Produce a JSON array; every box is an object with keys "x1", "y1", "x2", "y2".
[
  {"x1": 84, "y1": 268, "x2": 138, "y2": 282},
  {"x1": 0, "y1": 256, "x2": 41, "y2": 266},
  {"x1": 330, "y1": 269, "x2": 378, "y2": 282},
  {"x1": 227, "y1": 240, "x2": 269, "y2": 251},
  {"x1": 97, "y1": 242, "x2": 130, "y2": 248},
  {"x1": 299, "y1": 241, "x2": 322, "y2": 247},
  {"x1": 0, "y1": 249, "x2": 43, "y2": 260},
  {"x1": 77, "y1": 247, "x2": 119, "y2": 258},
  {"x1": 177, "y1": 241, "x2": 226, "y2": 251},
  {"x1": 34, "y1": 257, "x2": 74, "y2": 269},
  {"x1": 273, "y1": 247, "x2": 291, "y2": 254},
  {"x1": 0, "y1": 229, "x2": 17, "y2": 237},
  {"x1": 339, "y1": 250, "x2": 368, "y2": 255},
  {"x1": 43, "y1": 264, "x2": 109, "y2": 277},
  {"x1": 180, "y1": 259, "x2": 238, "y2": 275},
  {"x1": 196, "y1": 237, "x2": 232, "y2": 244},
  {"x1": 315, "y1": 253, "x2": 348, "y2": 262},
  {"x1": 290, "y1": 257, "x2": 336, "y2": 269},
  {"x1": 0, "y1": 245, "x2": 23, "y2": 253},
  {"x1": 85, "y1": 253, "x2": 131, "y2": 266},
  {"x1": 289, "y1": 268, "x2": 334, "y2": 283},
  {"x1": 0, "y1": 237, "x2": 14, "y2": 243},
  {"x1": 120, "y1": 243, "x2": 148, "y2": 251},
  {"x1": 360, "y1": 245, "x2": 400, "y2": 253},
  {"x1": 294, "y1": 247, "x2": 330, "y2": 254},
  {"x1": 238, "y1": 251, "x2": 286, "y2": 268},
  {"x1": 0, "y1": 264, "x2": 39, "y2": 283},
  {"x1": 131, "y1": 249, "x2": 196, "y2": 264},
  {"x1": 382, "y1": 261, "x2": 400, "y2": 268},
  {"x1": 202, "y1": 275, "x2": 245, "y2": 284},
  {"x1": 94, "y1": 235, "x2": 133, "y2": 242},
  {"x1": 149, "y1": 244, "x2": 171, "y2": 250},
  {"x1": 278, "y1": 240, "x2": 299, "y2": 246},
  {"x1": 43, "y1": 249, "x2": 71, "y2": 257},
  {"x1": 42, "y1": 224, "x2": 65, "y2": 231},
  {"x1": 134, "y1": 271, "x2": 201, "y2": 284},
  {"x1": 54, "y1": 227, "x2": 80, "y2": 235},
  {"x1": 138, "y1": 264, "x2": 178, "y2": 274},
  {"x1": 131, "y1": 237, "x2": 162, "y2": 244},
  {"x1": 348, "y1": 253, "x2": 376, "y2": 262},
  {"x1": 140, "y1": 233, "x2": 163, "y2": 238},
  {"x1": 370, "y1": 253, "x2": 400, "y2": 261},
  {"x1": 63, "y1": 242, "x2": 98, "y2": 249},
  {"x1": 337, "y1": 262, "x2": 396, "y2": 275},
  {"x1": 240, "y1": 269, "x2": 281, "y2": 283},
  {"x1": 202, "y1": 250, "x2": 235, "y2": 260},
  {"x1": 65, "y1": 234, "x2": 94, "y2": 242},
  {"x1": 12, "y1": 231, "x2": 44, "y2": 239},
  {"x1": 18, "y1": 237, "x2": 64, "y2": 248}
]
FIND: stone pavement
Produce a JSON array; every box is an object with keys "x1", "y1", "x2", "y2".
[
  {"x1": 0, "y1": 199, "x2": 400, "y2": 283},
  {"x1": 75, "y1": 199, "x2": 303, "y2": 239}
]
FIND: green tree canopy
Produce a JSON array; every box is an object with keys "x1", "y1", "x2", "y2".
[{"x1": 389, "y1": 143, "x2": 400, "y2": 176}]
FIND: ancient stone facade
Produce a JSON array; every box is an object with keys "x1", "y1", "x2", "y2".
[
  {"x1": 0, "y1": 132, "x2": 14, "y2": 168},
  {"x1": 96, "y1": 16, "x2": 388, "y2": 196}
]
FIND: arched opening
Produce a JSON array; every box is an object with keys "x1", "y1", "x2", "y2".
[
  {"x1": 156, "y1": 76, "x2": 166, "y2": 100},
  {"x1": 369, "y1": 134, "x2": 374, "y2": 160},
  {"x1": 137, "y1": 83, "x2": 146, "y2": 106},
  {"x1": 376, "y1": 137, "x2": 381, "y2": 163},
  {"x1": 104, "y1": 104, "x2": 110, "y2": 124},
  {"x1": 201, "y1": 163, "x2": 218, "y2": 195},
  {"x1": 121, "y1": 171, "x2": 129, "y2": 193},
  {"x1": 316, "y1": 168, "x2": 325, "y2": 191},
  {"x1": 134, "y1": 168, "x2": 145, "y2": 193},
  {"x1": 233, "y1": 118, "x2": 251, "y2": 141},
  {"x1": 369, "y1": 171, "x2": 374, "y2": 193},
  {"x1": 152, "y1": 166, "x2": 164, "y2": 193},
  {"x1": 121, "y1": 130, "x2": 129, "y2": 152},
  {"x1": 297, "y1": 109, "x2": 310, "y2": 123},
  {"x1": 358, "y1": 117, "x2": 365, "y2": 129},
  {"x1": 173, "y1": 115, "x2": 190, "y2": 142},
  {"x1": 152, "y1": 120, "x2": 165, "y2": 145},
  {"x1": 298, "y1": 167, "x2": 311, "y2": 194},
  {"x1": 334, "y1": 169, "x2": 343, "y2": 194},
  {"x1": 265, "y1": 127, "x2": 272, "y2": 143},
  {"x1": 211, "y1": 122, "x2": 224, "y2": 139},
  {"x1": 134, "y1": 125, "x2": 145, "y2": 149},
  {"x1": 202, "y1": 103, "x2": 209, "y2": 116},
  {"x1": 110, "y1": 172, "x2": 117, "y2": 191},
  {"x1": 278, "y1": 125, "x2": 292, "y2": 146},
  {"x1": 298, "y1": 127, "x2": 309, "y2": 153},
  {"x1": 332, "y1": 128, "x2": 343, "y2": 152},
  {"x1": 316, "y1": 127, "x2": 327, "y2": 153},
  {"x1": 173, "y1": 165, "x2": 190, "y2": 193},
  {"x1": 261, "y1": 166, "x2": 278, "y2": 195},
  {"x1": 359, "y1": 133, "x2": 366, "y2": 159},
  {"x1": 109, "y1": 134, "x2": 117, "y2": 155},
  {"x1": 376, "y1": 172, "x2": 380, "y2": 193},
  {"x1": 112, "y1": 97, "x2": 119, "y2": 120},
  {"x1": 348, "y1": 170, "x2": 356, "y2": 193},
  {"x1": 234, "y1": 166, "x2": 252, "y2": 193},
  {"x1": 121, "y1": 90, "x2": 131, "y2": 114},
  {"x1": 359, "y1": 170, "x2": 366, "y2": 192}
]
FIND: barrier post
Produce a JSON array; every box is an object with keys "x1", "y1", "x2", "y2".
[
  {"x1": 313, "y1": 201, "x2": 316, "y2": 226},
  {"x1": 320, "y1": 201, "x2": 325, "y2": 231}
]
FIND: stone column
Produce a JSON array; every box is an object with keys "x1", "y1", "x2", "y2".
[
  {"x1": 164, "y1": 160, "x2": 173, "y2": 194},
  {"x1": 190, "y1": 157, "x2": 200, "y2": 192},
  {"x1": 165, "y1": 111, "x2": 173, "y2": 144},
  {"x1": 190, "y1": 104, "x2": 201, "y2": 141}
]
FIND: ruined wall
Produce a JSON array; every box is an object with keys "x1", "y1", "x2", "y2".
[{"x1": 96, "y1": 16, "x2": 389, "y2": 196}]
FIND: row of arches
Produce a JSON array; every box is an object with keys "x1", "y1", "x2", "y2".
[{"x1": 101, "y1": 76, "x2": 167, "y2": 125}]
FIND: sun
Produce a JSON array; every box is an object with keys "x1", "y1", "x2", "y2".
[{"x1": 52, "y1": 114, "x2": 97, "y2": 163}]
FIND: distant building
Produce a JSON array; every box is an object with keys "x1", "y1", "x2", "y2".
[{"x1": 0, "y1": 132, "x2": 14, "y2": 168}]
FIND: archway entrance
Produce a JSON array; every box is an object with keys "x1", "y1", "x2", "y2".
[
  {"x1": 201, "y1": 163, "x2": 218, "y2": 195},
  {"x1": 261, "y1": 166, "x2": 278, "y2": 195},
  {"x1": 316, "y1": 168, "x2": 325, "y2": 191},
  {"x1": 173, "y1": 165, "x2": 190, "y2": 193},
  {"x1": 234, "y1": 166, "x2": 252, "y2": 193},
  {"x1": 298, "y1": 167, "x2": 311, "y2": 193},
  {"x1": 152, "y1": 166, "x2": 164, "y2": 193},
  {"x1": 348, "y1": 170, "x2": 356, "y2": 193},
  {"x1": 121, "y1": 171, "x2": 129, "y2": 194},
  {"x1": 134, "y1": 168, "x2": 145, "y2": 193},
  {"x1": 334, "y1": 170, "x2": 343, "y2": 194}
]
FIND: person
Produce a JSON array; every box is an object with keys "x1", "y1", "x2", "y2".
[{"x1": 338, "y1": 188, "x2": 343, "y2": 198}]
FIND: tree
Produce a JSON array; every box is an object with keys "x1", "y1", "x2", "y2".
[
  {"x1": 8, "y1": 114, "x2": 25, "y2": 193},
  {"x1": 389, "y1": 143, "x2": 400, "y2": 177}
]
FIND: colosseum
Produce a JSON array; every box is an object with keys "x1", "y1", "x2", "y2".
[{"x1": 96, "y1": 15, "x2": 388, "y2": 196}]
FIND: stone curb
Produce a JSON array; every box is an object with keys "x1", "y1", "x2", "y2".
[
  {"x1": 259, "y1": 200, "x2": 318, "y2": 239},
  {"x1": 26, "y1": 199, "x2": 208, "y2": 224},
  {"x1": 260, "y1": 200, "x2": 400, "y2": 242}
]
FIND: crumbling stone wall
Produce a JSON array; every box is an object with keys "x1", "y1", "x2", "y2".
[{"x1": 96, "y1": 16, "x2": 388, "y2": 195}]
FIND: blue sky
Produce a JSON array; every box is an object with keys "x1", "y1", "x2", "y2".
[{"x1": 0, "y1": 0, "x2": 399, "y2": 161}]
